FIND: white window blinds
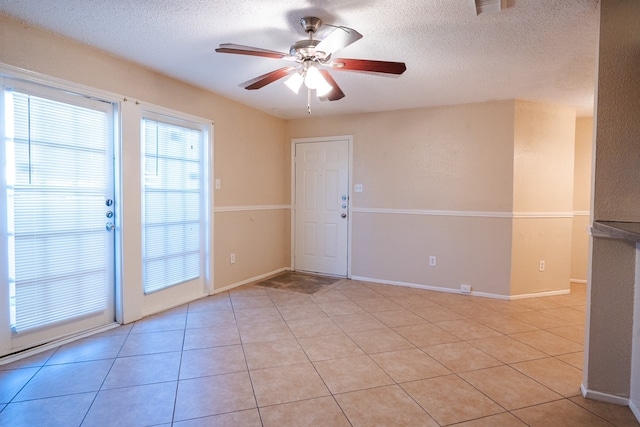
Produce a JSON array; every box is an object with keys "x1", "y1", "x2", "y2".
[
  {"x1": 142, "y1": 118, "x2": 202, "y2": 294},
  {"x1": 5, "y1": 89, "x2": 111, "y2": 333}
]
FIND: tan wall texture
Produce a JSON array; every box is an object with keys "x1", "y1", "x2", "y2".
[
  {"x1": 512, "y1": 102, "x2": 576, "y2": 213},
  {"x1": 288, "y1": 100, "x2": 577, "y2": 297},
  {"x1": 510, "y1": 101, "x2": 576, "y2": 295},
  {"x1": 352, "y1": 213, "x2": 513, "y2": 295},
  {"x1": 571, "y1": 117, "x2": 593, "y2": 282},
  {"x1": 288, "y1": 102, "x2": 516, "y2": 296},
  {"x1": 288, "y1": 102, "x2": 516, "y2": 212},
  {"x1": 585, "y1": 0, "x2": 640, "y2": 402}
]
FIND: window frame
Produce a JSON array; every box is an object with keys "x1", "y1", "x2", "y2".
[{"x1": 140, "y1": 109, "x2": 211, "y2": 296}]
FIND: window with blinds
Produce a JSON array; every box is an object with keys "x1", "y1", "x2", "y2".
[
  {"x1": 142, "y1": 117, "x2": 203, "y2": 294},
  {"x1": 4, "y1": 89, "x2": 112, "y2": 333}
]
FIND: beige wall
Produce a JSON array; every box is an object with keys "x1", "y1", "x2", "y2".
[
  {"x1": 585, "y1": 0, "x2": 640, "y2": 405},
  {"x1": 571, "y1": 117, "x2": 593, "y2": 282},
  {"x1": 510, "y1": 218, "x2": 573, "y2": 295},
  {"x1": 352, "y1": 214, "x2": 513, "y2": 295},
  {"x1": 288, "y1": 102, "x2": 516, "y2": 296},
  {"x1": 0, "y1": 14, "x2": 290, "y2": 320},
  {"x1": 288, "y1": 100, "x2": 576, "y2": 297},
  {"x1": 574, "y1": 118, "x2": 594, "y2": 212},
  {"x1": 510, "y1": 101, "x2": 576, "y2": 295},
  {"x1": 587, "y1": 237, "x2": 636, "y2": 397},
  {"x1": 288, "y1": 102, "x2": 516, "y2": 212},
  {"x1": 214, "y1": 210, "x2": 290, "y2": 287},
  {"x1": 592, "y1": 7, "x2": 640, "y2": 224},
  {"x1": 512, "y1": 102, "x2": 575, "y2": 213}
]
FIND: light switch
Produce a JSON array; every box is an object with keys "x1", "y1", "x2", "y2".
[
  {"x1": 215, "y1": 178, "x2": 221, "y2": 190},
  {"x1": 355, "y1": 184, "x2": 363, "y2": 193}
]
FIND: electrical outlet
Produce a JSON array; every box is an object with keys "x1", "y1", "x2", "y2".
[
  {"x1": 539, "y1": 260, "x2": 545, "y2": 272},
  {"x1": 215, "y1": 178, "x2": 221, "y2": 190},
  {"x1": 429, "y1": 256, "x2": 436, "y2": 267},
  {"x1": 230, "y1": 253, "x2": 236, "y2": 264},
  {"x1": 460, "y1": 284, "x2": 472, "y2": 294}
]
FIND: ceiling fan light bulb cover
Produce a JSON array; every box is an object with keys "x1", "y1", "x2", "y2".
[
  {"x1": 284, "y1": 72, "x2": 304, "y2": 94},
  {"x1": 316, "y1": 78, "x2": 333, "y2": 97},
  {"x1": 304, "y1": 65, "x2": 325, "y2": 90}
]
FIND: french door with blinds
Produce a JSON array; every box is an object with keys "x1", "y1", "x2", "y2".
[{"x1": 0, "y1": 79, "x2": 116, "y2": 356}]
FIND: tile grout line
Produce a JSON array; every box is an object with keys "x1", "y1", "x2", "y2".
[{"x1": 3, "y1": 282, "x2": 630, "y2": 426}]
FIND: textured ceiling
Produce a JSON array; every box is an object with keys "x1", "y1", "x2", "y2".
[{"x1": 0, "y1": 0, "x2": 599, "y2": 119}]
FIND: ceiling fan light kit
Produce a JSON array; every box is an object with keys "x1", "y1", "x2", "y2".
[
  {"x1": 284, "y1": 71, "x2": 304, "y2": 94},
  {"x1": 215, "y1": 16, "x2": 407, "y2": 113}
]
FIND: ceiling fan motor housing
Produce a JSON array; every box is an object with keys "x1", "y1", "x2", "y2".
[
  {"x1": 292, "y1": 17, "x2": 330, "y2": 62},
  {"x1": 290, "y1": 39, "x2": 329, "y2": 62}
]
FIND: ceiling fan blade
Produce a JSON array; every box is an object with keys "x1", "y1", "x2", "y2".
[
  {"x1": 316, "y1": 26, "x2": 363, "y2": 56},
  {"x1": 318, "y1": 70, "x2": 345, "y2": 101},
  {"x1": 329, "y1": 58, "x2": 407, "y2": 75},
  {"x1": 216, "y1": 43, "x2": 289, "y2": 59},
  {"x1": 241, "y1": 67, "x2": 297, "y2": 90}
]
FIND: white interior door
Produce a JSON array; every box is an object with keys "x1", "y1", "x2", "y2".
[
  {"x1": 1, "y1": 80, "x2": 116, "y2": 356},
  {"x1": 294, "y1": 138, "x2": 349, "y2": 276}
]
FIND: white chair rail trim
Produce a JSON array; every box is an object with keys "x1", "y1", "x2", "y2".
[
  {"x1": 214, "y1": 205, "x2": 291, "y2": 213},
  {"x1": 350, "y1": 207, "x2": 578, "y2": 219}
]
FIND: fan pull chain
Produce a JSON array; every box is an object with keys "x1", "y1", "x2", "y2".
[{"x1": 307, "y1": 87, "x2": 311, "y2": 114}]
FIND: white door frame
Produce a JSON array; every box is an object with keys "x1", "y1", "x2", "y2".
[{"x1": 290, "y1": 136, "x2": 353, "y2": 278}]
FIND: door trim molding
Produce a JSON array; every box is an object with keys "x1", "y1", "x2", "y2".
[{"x1": 291, "y1": 136, "x2": 353, "y2": 278}]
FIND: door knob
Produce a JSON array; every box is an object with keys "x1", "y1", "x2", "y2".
[
  {"x1": 341, "y1": 213, "x2": 347, "y2": 218},
  {"x1": 105, "y1": 222, "x2": 115, "y2": 231}
]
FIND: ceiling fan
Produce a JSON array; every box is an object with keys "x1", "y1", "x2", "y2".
[{"x1": 215, "y1": 17, "x2": 407, "y2": 112}]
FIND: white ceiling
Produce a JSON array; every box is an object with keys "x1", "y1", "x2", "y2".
[{"x1": 0, "y1": 0, "x2": 599, "y2": 119}]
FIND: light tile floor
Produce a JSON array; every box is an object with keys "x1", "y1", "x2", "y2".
[{"x1": 1, "y1": 280, "x2": 639, "y2": 426}]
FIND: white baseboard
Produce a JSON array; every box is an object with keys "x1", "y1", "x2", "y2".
[
  {"x1": 630, "y1": 399, "x2": 640, "y2": 423},
  {"x1": 509, "y1": 289, "x2": 571, "y2": 300},
  {"x1": 581, "y1": 383, "x2": 630, "y2": 406},
  {"x1": 351, "y1": 276, "x2": 512, "y2": 300},
  {"x1": 212, "y1": 267, "x2": 290, "y2": 294},
  {"x1": 351, "y1": 276, "x2": 572, "y2": 300},
  {"x1": 570, "y1": 279, "x2": 587, "y2": 284},
  {"x1": 221, "y1": 271, "x2": 571, "y2": 301}
]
